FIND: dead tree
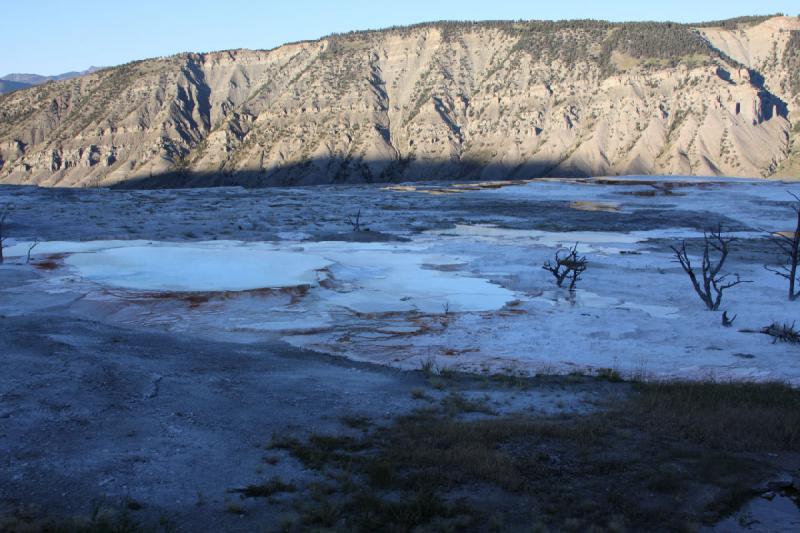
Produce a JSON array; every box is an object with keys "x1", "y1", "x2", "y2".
[
  {"x1": 346, "y1": 210, "x2": 364, "y2": 232},
  {"x1": 764, "y1": 192, "x2": 800, "y2": 300},
  {"x1": 671, "y1": 228, "x2": 750, "y2": 311},
  {"x1": 26, "y1": 239, "x2": 40, "y2": 264},
  {"x1": 0, "y1": 205, "x2": 8, "y2": 265},
  {"x1": 543, "y1": 243, "x2": 587, "y2": 291},
  {"x1": 761, "y1": 321, "x2": 800, "y2": 344}
]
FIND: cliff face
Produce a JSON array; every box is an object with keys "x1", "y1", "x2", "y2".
[
  {"x1": 697, "y1": 16, "x2": 800, "y2": 177},
  {"x1": 0, "y1": 16, "x2": 798, "y2": 188}
]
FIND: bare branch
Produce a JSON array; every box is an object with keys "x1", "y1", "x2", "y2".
[{"x1": 764, "y1": 265, "x2": 791, "y2": 279}]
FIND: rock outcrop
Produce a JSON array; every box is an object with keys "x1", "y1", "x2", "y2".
[{"x1": 0, "y1": 16, "x2": 798, "y2": 188}]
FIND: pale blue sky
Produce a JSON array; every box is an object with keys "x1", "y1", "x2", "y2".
[{"x1": 3, "y1": 0, "x2": 797, "y2": 75}]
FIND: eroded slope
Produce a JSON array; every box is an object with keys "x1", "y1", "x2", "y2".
[{"x1": 0, "y1": 17, "x2": 798, "y2": 187}]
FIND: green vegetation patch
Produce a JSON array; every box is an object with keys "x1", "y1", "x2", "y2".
[{"x1": 694, "y1": 14, "x2": 784, "y2": 29}]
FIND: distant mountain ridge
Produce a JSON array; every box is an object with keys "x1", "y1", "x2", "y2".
[
  {"x1": 0, "y1": 16, "x2": 799, "y2": 188},
  {"x1": 0, "y1": 80, "x2": 31, "y2": 94},
  {"x1": 0, "y1": 67, "x2": 103, "y2": 94}
]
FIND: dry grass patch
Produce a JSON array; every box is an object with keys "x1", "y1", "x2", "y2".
[
  {"x1": 629, "y1": 380, "x2": 800, "y2": 451},
  {"x1": 230, "y1": 477, "x2": 297, "y2": 499},
  {"x1": 271, "y1": 380, "x2": 800, "y2": 532}
]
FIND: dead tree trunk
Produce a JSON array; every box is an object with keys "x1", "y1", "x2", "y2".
[
  {"x1": 721, "y1": 311, "x2": 736, "y2": 327},
  {"x1": 764, "y1": 193, "x2": 800, "y2": 300},
  {"x1": 0, "y1": 205, "x2": 8, "y2": 265},
  {"x1": 671, "y1": 228, "x2": 749, "y2": 311}
]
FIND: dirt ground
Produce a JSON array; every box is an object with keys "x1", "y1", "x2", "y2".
[
  {"x1": 0, "y1": 262, "x2": 615, "y2": 531},
  {"x1": 2, "y1": 262, "x2": 799, "y2": 532},
  {"x1": 1, "y1": 182, "x2": 799, "y2": 531}
]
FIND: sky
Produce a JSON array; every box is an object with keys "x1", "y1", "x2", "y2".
[{"x1": 2, "y1": 0, "x2": 797, "y2": 75}]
